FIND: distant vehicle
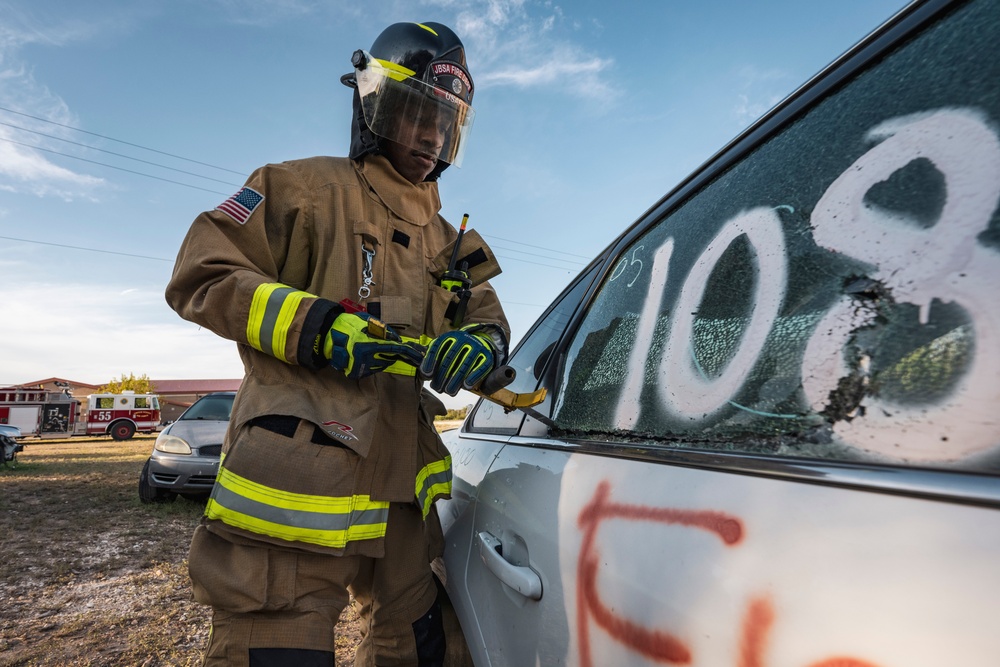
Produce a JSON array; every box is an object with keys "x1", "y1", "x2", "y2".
[
  {"x1": 0, "y1": 387, "x2": 78, "y2": 437},
  {"x1": 85, "y1": 391, "x2": 161, "y2": 441},
  {"x1": 1, "y1": 423, "x2": 23, "y2": 466},
  {"x1": 438, "y1": 0, "x2": 1000, "y2": 665},
  {"x1": 138, "y1": 392, "x2": 234, "y2": 503},
  {"x1": 0, "y1": 388, "x2": 160, "y2": 440}
]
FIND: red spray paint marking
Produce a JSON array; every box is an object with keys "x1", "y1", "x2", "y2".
[
  {"x1": 577, "y1": 480, "x2": 744, "y2": 666},
  {"x1": 577, "y1": 480, "x2": 885, "y2": 667},
  {"x1": 739, "y1": 597, "x2": 775, "y2": 667}
]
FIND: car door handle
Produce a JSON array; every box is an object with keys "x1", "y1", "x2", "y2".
[{"x1": 476, "y1": 531, "x2": 543, "y2": 600}]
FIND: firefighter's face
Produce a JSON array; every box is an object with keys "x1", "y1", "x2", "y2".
[{"x1": 382, "y1": 105, "x2": 447, "y2": 184}]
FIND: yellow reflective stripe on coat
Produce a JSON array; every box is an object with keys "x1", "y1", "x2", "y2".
[
  {"x1": 206, "y1": 464, "x2": 389, "y2": 549},
  {"x1": 416, "y1": 455, "x2": 452, "y2": 518},
  {"x1": 246, "y1": 283, "x2": 312, "y2": 362}
]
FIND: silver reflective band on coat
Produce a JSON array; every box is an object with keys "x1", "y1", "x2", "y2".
[{"x1": 355, "y1": 53, "x2": 475, "y2": 167}]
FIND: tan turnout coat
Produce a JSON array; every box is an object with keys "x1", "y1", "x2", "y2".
[{"x1": 166, "y1": 154, "x2": 508, "y2": 556}]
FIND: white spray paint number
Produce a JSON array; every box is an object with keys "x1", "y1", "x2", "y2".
[{"x1": 612, "y1": 108, "x2": 1000, "y2": 463}]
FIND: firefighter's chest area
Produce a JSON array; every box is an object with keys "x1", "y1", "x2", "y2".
[{"x1": 313, "y1": 212, "x2": 435, "y2": 339}]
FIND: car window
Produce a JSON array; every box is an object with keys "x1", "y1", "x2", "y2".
[
  {"x1": 554, "y1": 0, "x2": 1000, "y2": 474},
  {"x1": 181, "y1": 395, "x2": 234, "y2": 421},
  {"x1": 468, "y1": 264, "x2": 600, "y2": 434}
]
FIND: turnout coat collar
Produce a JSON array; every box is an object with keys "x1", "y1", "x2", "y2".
[{"x1": 354, "y1": 155, "x2": 441, "y2": 226}]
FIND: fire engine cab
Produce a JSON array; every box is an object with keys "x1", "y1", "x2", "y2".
[{"x1": 85, "y1": 392, "x2": 160, "y2": 440}]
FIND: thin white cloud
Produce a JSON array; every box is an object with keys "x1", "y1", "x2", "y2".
[
  {"x1": 477, "y1": 51, "x2": 611, "y2": 93},
  {"x1": 222, "y1": 0, "x2": 616, "y2": 102},
  {"x1": 0, "y1": 136, "x2": 104, "y2": 192},
  {"x1": 0, "y1": 13, "x2": 109, "y2": 199},
  {"x1": 0, "y1": 280, "x2": 245, "y2": 386},
  {"x1": 429, "y1": 0, "x2": 616, "y2": 102},
  {"x1": 732, "y1": 64, "x2": 794, "y2": 128}
]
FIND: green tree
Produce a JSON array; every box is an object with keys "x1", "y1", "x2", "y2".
[
  {"x1": 98, "y1": 372, "x2": 155, "y2": 394},
  {"x1": 436, "y1": 406, "x2": 468, "y2": 421}
]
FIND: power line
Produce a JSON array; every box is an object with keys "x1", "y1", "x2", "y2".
[
  {"x1": 0, "y1": 105, "x2": 596, "y2": 270},
  {"x1": 493, "y1": 252, "x2": 580, "y2": 271},
  {"x1": 0, "y1": 104, "x2": 246, "y2": 176},
  {"x1": 0, "y1": 234, "x2": 580, "y2": 273},
  {"x1": 487, "y1": 241, "x2": 586, "y2": 266},
  {"x1": 0, "y1": 138, "x2": 231, "y2": 196},
  {"x1": 482, "y1": 232, "x2": 593, "y2": 260},
  {"x1": 502, "y1": 300, "x2": 547, "y2": 308},
  {"x1": 0, "y1": 235, "x2": 173, "y2": 262},
  {"x1": 0, "y1": 119, "x2": 243, "y2": 187}
]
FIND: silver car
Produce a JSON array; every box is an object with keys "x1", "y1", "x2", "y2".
[
  {"x1": 1, "y1": 423, "x2": 23, "y2": 466},
  {"x1": 138, "y1": 392, "x2": 234, "y2": 503},
  {"x1": 438, "y1": 0, "x2": 1000, "y2": 664}
]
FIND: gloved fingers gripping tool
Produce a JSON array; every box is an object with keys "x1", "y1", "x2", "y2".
[{"x1": 353, "y1": 314, "x2": 546, "y2": 411}]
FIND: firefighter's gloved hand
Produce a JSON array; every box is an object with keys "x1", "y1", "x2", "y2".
[
  {"x1": 325, "y1": 312, "x2": 423, "y2": 379},
  {"x1": 418, "y1": 327, "x2": 495, "y2": 396}
]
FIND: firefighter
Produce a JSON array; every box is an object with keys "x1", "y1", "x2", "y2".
[{"x1": 165, "y1": 21, "x2": 508, "y2": 667}]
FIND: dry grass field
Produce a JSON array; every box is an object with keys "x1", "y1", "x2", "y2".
[{"x1": 0, "y1": 425, "x2": 467, "y2": 666}]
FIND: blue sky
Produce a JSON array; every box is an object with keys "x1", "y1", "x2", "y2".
[{"x1": 0, "y1": 0, "x2": 909, "y2": 406}]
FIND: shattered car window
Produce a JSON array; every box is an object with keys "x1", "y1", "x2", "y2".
[
  {"x1": 470, "y1": 265, "x2": 599, "y2": 434},
  {"x1": 554, "y1": 0, "x2": 1000, "y2": 473}
]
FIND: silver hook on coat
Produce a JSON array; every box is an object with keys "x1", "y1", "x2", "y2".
[{"x1": 358, "y1": 240, "x2": 376, "y2": 300}]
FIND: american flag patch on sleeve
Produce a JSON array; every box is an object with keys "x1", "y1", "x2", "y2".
[{"x1": 216, "y1": 187, "x2": 264, "y2": 224}]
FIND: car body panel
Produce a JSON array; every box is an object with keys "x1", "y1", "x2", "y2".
[
  {"x1": 438, "y1": 0, "x2": 1000, "y2": 664},
  {"x1": 438, "y1": 433, "x2": 508, "y2": 667},
  {"x1": 477, "y1": 443, "x2": 1000, "y2": 666}
]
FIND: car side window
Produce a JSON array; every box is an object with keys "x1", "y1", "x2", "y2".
[
  {"x1": 554, "y1": 0, "x2": 1000, "y2": 474},
  {"x1": 468, "y1": 265, "x2": 599, "y2": 434}
]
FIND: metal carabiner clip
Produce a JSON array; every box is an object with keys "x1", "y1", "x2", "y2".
[{"x1": 358, "y1": 241, "x2": 376, "y2": 300}]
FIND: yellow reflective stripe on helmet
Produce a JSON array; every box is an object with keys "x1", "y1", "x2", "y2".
[
  {"x1": 415, "y1": 23, "x2": 438, "y2": 37},
  {"x1": 206, "y1": 464, "x2": 389, "y2": 549},
  {"x1": 415, "y1": 455, "x2": 452, "y2": 518},
  {"x1": 375, "y1": 58, "x2": 416, "y2": 82},
  {"x1": 247, "y1": 283, "x2": 313, "y2": 363}
]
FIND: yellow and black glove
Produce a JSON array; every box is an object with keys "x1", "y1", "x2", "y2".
[
  {"x1": 418, "y1": 325, "x2": 496, "y2": 396},
  {"x1": 325, "y1": 312, "x2": 423, "y2": 379}
]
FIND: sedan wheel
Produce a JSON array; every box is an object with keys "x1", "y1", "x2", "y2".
[{"x1": 138, "y1": 459, "x2": 176, "y2": 504}]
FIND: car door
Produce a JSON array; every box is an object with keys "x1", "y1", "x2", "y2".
[
  {"x1": 443, "y1": 0, "x2": 1000, "y2": 664},
  {"x1": 440, "y1": 264, "x2": 601, "y2": 667}
]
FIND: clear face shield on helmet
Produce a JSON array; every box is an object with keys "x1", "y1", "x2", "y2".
[{"x1": 354, "y1": 52, "x2": 475, "y2": 168}]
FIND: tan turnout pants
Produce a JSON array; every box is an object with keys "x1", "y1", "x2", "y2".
[{"x1": 189, "y1": 502, "x2": 438, "y2": 666}]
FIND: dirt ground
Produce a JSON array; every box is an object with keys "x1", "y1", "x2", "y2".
[{"x1": 0, "y1": 427, "x2": 467, "y2": 666}]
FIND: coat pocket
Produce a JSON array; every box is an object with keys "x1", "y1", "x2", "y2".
[{"x1": 204, "y1": 421, "x2": 388, "y2": 552}]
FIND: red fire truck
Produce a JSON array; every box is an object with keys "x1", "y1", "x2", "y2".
[
  {"x1": 84, "y1": 392, "x2": 161, "y2": 440},
  {"x1": 0, "y1": 387, "x2": 79, "y2": 437},
  {"x1": 0, "y1": 388, "x2": 160, "y2": 440}
]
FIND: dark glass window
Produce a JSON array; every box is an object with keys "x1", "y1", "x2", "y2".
[
  {"x1": 469, "y1": 265, "x2": 599, "y2": 434},
  {"x1": 554, "y1": 0, "x2": 1000, "y2": 474}
]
